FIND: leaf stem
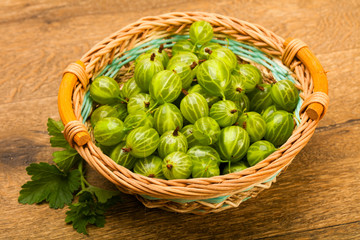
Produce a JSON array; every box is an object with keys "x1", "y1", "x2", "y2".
[{"x1": 78, "y1": 161, "x2": 91, "y2": 190}]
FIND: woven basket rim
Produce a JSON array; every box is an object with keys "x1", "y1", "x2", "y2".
[{"x1": 62, "y1": 12, "x2": 328, "y2": 201}]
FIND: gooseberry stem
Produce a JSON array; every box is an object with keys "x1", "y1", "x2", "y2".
[
  {"x1": 256, "y1": 84, "x2": 264, "y2": 91},
  {"x1": 236, "y1": 87, "x2": 243, "y2": 93},
  {"x1": 148, "y1": 174, "x2": 155, "y2": 178},
  {"x1": 204, "y1": 48, "x2": 212, "y2": 54},
  {"x1": 158, "y1": 44, "x2": 164, "y2": 53},
  {"x1": 190, "y1": 61, "x2": 197, "y2": 70},
  {"x1": 121, "y1": 147, "x2": 132, "y2": 152},
  {"x1": 166, "y1": 164, "x2": 173, "y2": 170},
  {"x1": 173, "y1": 126, "x2": 180, "y2": 136},
  {"x1": 150, "y1": 53, "x2": 156, "y2": 61},
  {"x1": 181, "y1": 89, "x2": 189, "y2": 95},
  {"x1": 145, "y1": 102, "x2": 158, "y2": 114},
  {"x1": 117, "y1": 96, "x2": 128, "y2": 103},
  {"x1": 230, "y1": 109, "x2": 237, "y2": 114}
]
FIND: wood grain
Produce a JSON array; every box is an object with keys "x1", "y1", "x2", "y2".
[{"x1": 1, "y1": 0, "x2": 359, "y2": 239}]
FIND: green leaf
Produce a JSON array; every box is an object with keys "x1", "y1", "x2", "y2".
[
  {"x1": 66, "y1": 191, "x2": 120, "y2": 235},
  {"x1": 18, "y1": 162, "x2": 81, "y2": 209},
  {"x1": 53, "y1": 149, "x2": 81, "y2": 172},
  {"x1": 79, "y1": 185, "x2": 120, "y2": 203},
  {"x1": 47, "y1": 118, "x2": 69, "y2": 149}
]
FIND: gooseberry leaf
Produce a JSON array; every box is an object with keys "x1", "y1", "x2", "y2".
[
  {"x1": 47, "y1": 118, "x2": 69, "y2": 149},
  {"x1": 18, "y1": 162, "x2": 80, "y2": 209},
  {"x1": 53, "y1": 149, "x2": 81, "y2": 172},
  {"x1": 79, "y1": 185, "x2": 120, "y2": 203},
  {"x1": 65, "y1": 191, "x2": 120, "y2": 235}
]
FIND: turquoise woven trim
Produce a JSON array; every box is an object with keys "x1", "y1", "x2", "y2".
[
  {"x1": 140, "y1": 194, "x2": 228, "y2": 204},
  {"x1": 262, "y1": 170, "x2": 281, "y2": 183},
  {"x1": 201, "y1": 195, "x2": 230, "y2": 204},
  {"x1": 242, "y1": 196, "x2": 251, "y2": 202},
  {"x1": 80, "y1": 90, "x2": 92, "y2": 124}
]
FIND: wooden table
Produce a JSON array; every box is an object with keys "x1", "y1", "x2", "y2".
[{"x1": 1, "y1": 0, "x2": 359, "y2": 239}]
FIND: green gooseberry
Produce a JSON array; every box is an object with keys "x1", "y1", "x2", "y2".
[
  {"x1": 198, "y1": 42, "x2": 222, "y2": 60},
  {"x1": 167, "y1": 51, "x2": 199, "y2": 66},
  {"x1": 124, "y1": 126, "x2": 160, "y2": 158},
  {"x1": 193, "y1": 117, "x2": 221, "y2": 145},
  {"x1": 225, "y1": 73, "x2": 246, "y2": 101},
  {"x1": 264, "y1": 110, "x2": 294, "y2": 147},
  {"x1": 196, "y1": 59, "x2": 230, "y2": 98},
  {"x1": 166, "y1": 61, "x2": 194, "y2": 90},
  {"x1": 149, "y1": 70, "x2": 182, "y2": 104},
  {"x1": 236, "y1": 112, "x2": 267, "y2": 143},
  {"x1": 189, "y1": 21, "x2": 213, "y2": 45},
  {"x1": 192, "y1": 158, "x2": 220, "y2": 178},
  {"x1": 120, "y1": 77, "x2": 142, "y2": 100},
  {"x1": 91, "y1": 105, "x2": 119, "y2": 127},
  {"x1": 188, "y1": 84, "x2": 220, "y2": 106},
  {"x1": 222, "y1": 161, "x2": 249, "y2": 174},
  {"x1": 162, "y1": 151, "x2": 193, "y2": 180},
  {"x1": 271, "y1": 80, "x2": 299, "y2": 112},
  {"x1": 180, "y1": 124, "x2": 202, "y2": 148},
  {"x1": 187, "y1": 145, "x2": 221, "y2": 166},
  {"x1": 247, "y1": 140, "x2": 276, "y2": 166},
  {"x1": 234, "y1": 64, "x2": 262, "y2": 92},
  {"x1": 110, "y1": 102, "x2": 128, "y2": 121},
  {"x1": 209, "y1": 47, "x2": 238, "y2": 72},
  {"x1": 172, "y1": 40, "x2": 195, "y2": 55},
  {"x1": 261, "y1": 105, "x2": 279, "y2": 122},
  {"x1": 134, "y1": 54, "x2": 164, "y2": 92},
  {"x1": 133, "y1": 155, "x2": 165, "y2": 179},
  {"x1": 180, "y1": 92, "x2": 209, "y2": 124},
  {"x1": 124, "y1": 111, "x2": 154, "y2": 130},
  {"x1": 234, "y1": 94, "x2": 250, "y2": 113},
  {"x1": 127, "y1": 93, "x2": 156, "y2": 114},
  {"x1": 158, "y1": 128, "x2": 188, "y2": 159},
  {"x1": 110, "y1": 142, "x2": 138, "y2": 169},
  {"x1": 249, "y1": 84, "x2": 273, "y2": 113},
  {"x1": 216, "y1": 126, "x2": 250, "y2": 162},
  {"x1": 94, "y1": 117, "x2": 126, "y2": 146},
  {"x1": 154, "y1": 103, "x2": 183, "y2": 135},
  {"x1": 90, "y1": 76, "x2": 121, "y2": 104},
  {"x1": 210, "y1": 100, "x2": 239, "y2": 127},
  {"x1": 135, "y1": 45, "x2": 169, "y2": 67}
]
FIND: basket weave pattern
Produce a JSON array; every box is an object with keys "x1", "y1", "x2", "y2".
[{"x1": 62, "y1": 12, "x2": 329, "y2": 214}]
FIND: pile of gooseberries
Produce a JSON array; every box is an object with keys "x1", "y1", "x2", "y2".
[{"x1": 89, "y1": 21, "x2": 299, "y2": 180}]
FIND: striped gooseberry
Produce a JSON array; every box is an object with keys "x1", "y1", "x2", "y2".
[
  {"x1": 158, "y1": 127, "x2": 188, "y2": 159},
  {"x1": 124, "y1": 126, "x2": 160, "y2": 158},
  {"x1": 210, "y1": 100, "x2": 239, "y2": 127},
  {"x1": 216, "y1": 126, "x2": 250, "y2": 162},
  {"x1": 236, "y1": 112, "x2": 267, "y2": 143},
  {"x1": 247, "y1": 140, "x2": 276, "y2": 166},
  {"x1": 94, "y1": 117, "x2": 126, "y2": 146},
  {"x1": 153, "y1": 103, "x2": 183, "y2": 135},
  {"x1": 134, "y1": 53, "x2": 164, "y2": 92},
  {"x1": 193, "y1": 117, "x2": 221, "y2": 146},
  {"x1": 162, "y1": 151, "x2": 193, "y2": 180},
  {"x1": 133, "y1": 155, "x2": 165, "y2": 179},
  {"x1": 264, "y1": 110, "x2": 294, "y2": 147}
]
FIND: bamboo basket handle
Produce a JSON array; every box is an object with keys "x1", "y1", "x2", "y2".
[
  {"x1": 283, "y1": 38, "x2": 329, "y2": 121},
  {"x1": 58, "y1": 60, "x2": 91, "y2": 146}
]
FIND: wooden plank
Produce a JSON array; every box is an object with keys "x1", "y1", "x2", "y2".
[
  {"x1": 1, "y1": 121, "x2": 359, "y2": 239},
  {"x1": 261, "y1": 221, "x2": 360, "y2": 240}
]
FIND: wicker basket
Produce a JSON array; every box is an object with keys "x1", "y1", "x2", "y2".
[{"x1": 58, "y1": 12, "x2": 329, "y2": 214}]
